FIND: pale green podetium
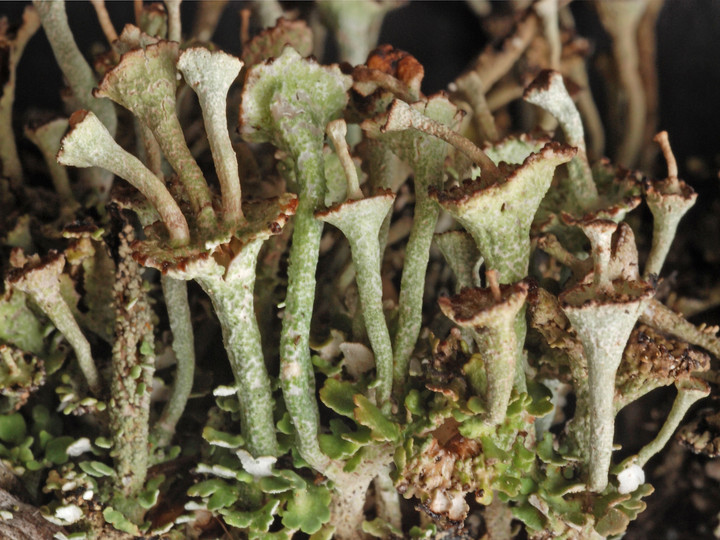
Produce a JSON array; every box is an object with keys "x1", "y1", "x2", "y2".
[
  {"x1": 134, "y1": 196, "x2": 298, "y2": 458},
  {"x1": 524, "y1": 70, "x2": 598, "y2": 210},
  {"x1": 431, "y1": 141, "x2": 574, "y2": 393},
  {"x1": 57, "y1": 110, "x2": 190, "y2": 247},
  {"x1": 240, "y1": 46, "x2": 352, "y2": 470},
  {"x1": 6, "y1": 252, "x2": 101, "y2": 395},
  {"x1": 362, "y1": 95, "x2": 462, "y2": 400},
  {"x1": 317, "y1": 120, "x2": 396, "y2": 410},
  {"x1": 24, "y1": 116, "x2": 77, "y2": 213},
  {"x1": 559, "y1": 219, "x2": 653, "y2": 492},
  {"x1": 178, "y1": 47, "x2": 244, "y2": 228},
  {"x1": 94, "y1": 40, "x2": 217, "y2": 232},
  {"x1": 438, "y1": 270, "x2": 529, "y2": 424},
  {"x1": 643, "y1": 131, "x2": 697, "y2": 278}
]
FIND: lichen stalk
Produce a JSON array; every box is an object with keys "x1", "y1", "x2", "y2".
[
  {"x1": 95, "y1": 41, "x2": 217, "y2": 232},
  {"x1": 24, "y1": 117, "x2": 76, "y2": 210},
  {"x1": 33, "y1": 0, "x2": 117, "y2": 136},
  {"x1": 635, "y1": 379, "x2": 710, "y2": 467},
  {"x1": 524, "y1": 70, "x2": 598, "y2": 208},
  {"x1": 7, "y1": 252, "x2": 101, "y2": 395},
  {"x1": 178, "y1": 47, "x2": 244, "y2": 227},
  {"x1": 57, "y1": 110, "x2": 190, "y2": 246},
  {"x1": 196, "y1": 241, "x2": 279, "y2": 457},
  {"x1": 152, "y1": 276, "x2": 195, "y2": 448},
  {"x1": 643, "y1": 131, "x2": 697, "y2": 278},
  {"x1": 279, "y1": 155, "x2": 329, "y2": 469},
  {"x1": 317, "y1": 192, "x2": 396, "y2": 409}
]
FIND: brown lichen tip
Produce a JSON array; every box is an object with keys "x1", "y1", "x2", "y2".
[
  {"x1": 240, "y1": 18, "x2": 313, "y2": 68},
  {"x1": 132, "y1": 194, "x2": 297, "y2": 277},
  {"x1": 7, "y1": 250, "x2": 65, "y2": 291},
  {"x1": 644, "y1": 131, "x2": 696, "y2": 203},
  {"x1": 315, "y1": 188, "x2": 394, "y2": 219},
  {"x1": 352, "y1": 44, "x2": 424, "y2": 100},
  {"x1": 438, "y1": 280, "x2": 529, "y2": 329},
  {"x1": 559, "y1": 277, "x2": 653, "y2": 311},
  {"x1": 431, "y1": 141, "x2": 576, "y2": 204}
]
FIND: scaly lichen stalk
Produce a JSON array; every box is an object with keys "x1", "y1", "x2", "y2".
[
  {"x1": 196, "y1": 241, "x2": 279, "y2": 457},
  {"x1": 109, "y1": 222, "x2": 155, "y2": 522}
]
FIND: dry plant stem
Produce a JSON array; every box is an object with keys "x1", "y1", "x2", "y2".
[
  {"x1": 152, "y1": 276, "x2": 195, "y2": 448},
  {"x1": 536, "y1": 0, "x2": 561, "y2": 69},
  {"x1": 196, "y1": 241, "x2": 279, "y2": 457},
  {"x1": 133, "y1": 0, "x2": 143, "y2": 26},
  {"x1": 597, "y1": 0, "x2": 648, "y2": 167},
  {"x1": 0, "y1": 7, "x2": 40, "y2": 187},
  {"x1": 191, "y1": 0, "x2": 228, "y2": 41},
  {"x1": 635, "y1": 381, "x2": 710, "y2": 468},
  {"x1": 640, "y1": 298, "x2": 720, "y2": 359},
  {"x1": 178, "y1": 48, "x2": 244, "y2": 226},
  {"x1": 164, "y1": 0, "x2": 182, "y2": 42},
  {"x1": 89, "y1": 0, "x2": 118, "y2": 46},
  {"x1": 472, "y1": 11, "x2": 538, "y2": 89},
  {"x1": 57, "y1": 111, "x2": 190, "y2": 246},
  {"x1": 24, "y1": 118, "x2": 76, "y2": 209},
  {"x1": 383, "y1": 99, "x2": 500, "y2": 182},
  {"x1": 637, "y1": 0, "x2": 663, "y2": 169},
  {"x1": 110, "y1": 223, "x2": 155, "y2": 519},
  {"x1": 33, "y1": 0, "x2": 116, "y2": 137},
  {"x1": 566, "y1": 57, "x2": 605, "y2": 160}
]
